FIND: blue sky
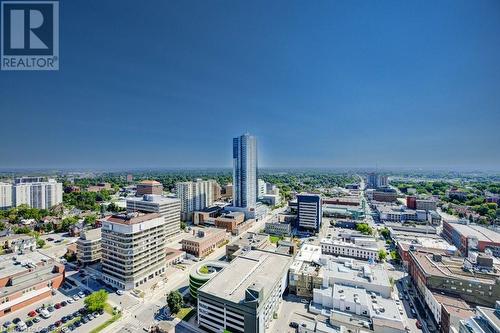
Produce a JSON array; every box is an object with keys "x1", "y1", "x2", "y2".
[{"x1": 1, "y1": 0, "x2": 499, "y2": 170}]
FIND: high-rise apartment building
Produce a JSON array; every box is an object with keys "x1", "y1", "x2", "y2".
[
  {"x1": 100, "y1": 212, "x2": 167, "y2": 290},
  {"x1": 297, "y1": 193, "x2": 322, "y2": 232},
  {"x1": 233, "y1": 133, "x2": 257, "y2": 209},
  {"x1": 13, "y1": 178, "x2": 63, "y2": 209},
  {"x1": 176, "y1": 179, "x2": 216, "y2": 221},
  {"x1": 258, "y1": 179, "x2": 266, "y2": 199},
  {"x1": 76, "y1": 228, "x2": 102, "y2": 265},
  {"x1": 126, "y1": 194, "x2": 181, "y2": 241},
  {"x1": 367, "y1": 173, "x2": 388, "y2": 189},
  {"x1": 0, "y1": 182, "x2": 13, "y2": 210}
]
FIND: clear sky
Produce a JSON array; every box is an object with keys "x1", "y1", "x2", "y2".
[{"x1": 1, "y1": 0, "x2": 499, "y2": 170}]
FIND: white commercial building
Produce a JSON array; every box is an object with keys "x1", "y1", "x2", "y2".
[
  {"x1": 126, "y1": 194, "x2": 181, "y2": 241},
  {"x1": 176, "y1": 179, "x2": 216, "y2": 221},
  {"x1": 321, "y1": 238, "x2": 379, "y2": 262},
  {"x1": 0, "y1": 182, "x2": 13, "y2": 209},
  {"x1": 12, "y1": 178, "x2": 62, "y2": 209},
  {"x1": 100, "y1": 213, "x2": 168, "y2": 290}
]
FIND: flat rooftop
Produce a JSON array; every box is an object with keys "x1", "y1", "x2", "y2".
[
  {"x1": 0, "y1": 252, "x2": 54, "y2": 279},
  {"x1": 410, "y1": 250, "x2": 499, "y2": 284},
  {"x1": 199, "y1": 250, "x2": 291, "y2": 304},
  {"x1": 126, "y1": 195, "x2": 180, "y2": 204},
  {"x1": 80, "y1": 228, "x2": 101, "y2": 240},
  {"x1": 321, "y1": 257, "x2": 391, "y2": 288},
  {"x1": 104, "y1": 212, "x2": 161, "y2": 225},
  {"x1": 321, "y1": 238, "x2": 378, "y2": 250},
  {"x1": 447, "y1": 223, "x2": 500, "y2": 243}
]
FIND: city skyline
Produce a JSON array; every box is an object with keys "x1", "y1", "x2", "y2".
[{"x1": 1, "y1": 1, "x2": 500, "y2": 170}]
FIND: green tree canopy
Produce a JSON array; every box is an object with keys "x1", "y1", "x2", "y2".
[
  {"x1": 84, "y1": 290, "x2": 108, "y2": 312},
  {"x1": 167, "y1": 290, "x2": 183, "y2": 314}
]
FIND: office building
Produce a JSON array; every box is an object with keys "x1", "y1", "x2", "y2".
[
  {"x1": 197, "y1": 249, "x2": 292, "y2": 333},
  {"x1": 176, "y1": 179, "x2": 216, "y2": 221},
  {"x1": 126, "y1": 194, "x2": 181, "y2": 241},
  {"x1": 233, "y1": 133, "x2": 258, "y2": 209},
  {"x1": 320, "y1": 237, "x2": 379, "y2": 262},
  {"x1": 214, "y1": 211, "x2": 245, "y2": 233},
  {"x1": 181, "y1": 229, "x2": 227, "y2": 258},
  {"x1": 442, "y1": 221, "x2": 500, "y2": 257},
  {"x1": 297, "y1": 193, "x2": 322, "y2": 232},
  {"x1": 0, "y1": 252, "x2": 64, "y2": 317},
  {"x1": 100, "y1": 213, "x2": 168, "y2": 290},
  {"x1": 13, "y1": 178, "x2": 63, "y2": 209},
  {"x1": 406, "y1": 196, "x2": 417, "y2": 209},
  {"x1": 0, "y1": 182, "x2": 12, "y2": 209},
  {"x1": 76, "y1": 228, "x2": 102, "y2": 265},
  {"x1": 136, "y1": 180, "x2": 163, "y2": 196}
]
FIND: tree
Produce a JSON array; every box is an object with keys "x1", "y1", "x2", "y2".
[
  {"x1": 378, "y1": 249, "x2": 387, "y2": 261},
  {"x1": 356, "y1": 223, "x2": 373, "y2": 235},
  {"x1": 36, "y1": 238, "x2": 46, "y2": 248},
  {"x1": 180, "y1": 222, "x2": 187, "y2": 231},
  {"x1": 84, "y1": 290, "x2": 108, "y2": 312},
  {"x1": 84, "y1": 215, "x2": 97, "y2": 226},
  {"x1": 380, "y1": 227, "x2": 390, "y2": 239},
  {"x1": 167, "y1": 290, "x2": 183, "y2": 314}
]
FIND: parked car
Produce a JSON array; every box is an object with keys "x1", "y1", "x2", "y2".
[
  {"x1": 12, "y1": 318, "x2": 21, "y2": 324},
  {"x1": 25, "y1": 321, "x2": 33, "y2": 328},
  {"x1": 2, "y1": 322, "x2": 11, "y2": 328},
  {"x1": 78, "y1": 291, "x2": 85, "y2": 298},
  {"x1": 72, "y1": 295, "x2": 79, "y2": 301},
  {"x1": 16, "y1": 321, "x2": 27, "y2": 331},
  {"x1": 40, "y1": 309, "x2": 51, "y2": 319},
  {"x1": 54, "y1": 303, "x2": 61, "y2": 309},
  {"x1": 28, "y1": 310, "x2": 37, "y2": 317},
  {"x1": 47, "y1": 306, "x2": 55, "y2": 312},
  {"x1": 33, "y1": 317, "x2": 41, "y2": 323},
  {"x1": 116, "y1": 290, "x2": 124, "y2": 295},
  {"x1": 289, "y1": 322, "x2": 299, "y2": 328},
  {"x1": 55, "y1": 320, "x2": 62, "y2": 327},
  {"x1": 61, "y1": 301, "x2": 68, "y2": 307},
  {"x1": 48, "y1": 324, "x2": 56, "y2": 331},
  {"x1": 74, "y1": 320, "x2": 82, "y2": 327}
]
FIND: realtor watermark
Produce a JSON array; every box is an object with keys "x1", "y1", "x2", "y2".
[{"x1": 1, "y1": 0, "x2": 59, "y2": 70}]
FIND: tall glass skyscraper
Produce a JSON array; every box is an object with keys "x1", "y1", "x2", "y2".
[{"x1": 232, "y1": 133, "x2": 257, "y2": 208}]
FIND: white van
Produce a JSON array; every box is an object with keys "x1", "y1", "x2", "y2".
[{"x1": 17, "y1": 321, "x2": 27, "y2": 331}]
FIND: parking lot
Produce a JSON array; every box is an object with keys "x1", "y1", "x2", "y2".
[{"x1": 0, "y1": 283, "x2": 110, "y2": 333}]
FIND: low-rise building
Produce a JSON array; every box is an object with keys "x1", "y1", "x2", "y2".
[
  {"x1": 214, "y1": 211, "x2": 245, "y2": 232},
  {"x1": 181, "y1": 228, "x2": 227, "y2": 258},
  {"x1": 458, "y1": 301, "x2": 500, "y2": 333},
  {"x1": 372, "y1": 188, "x2": 397, "y2": 202},
  {"x1": 226, "y1": 232, "x2": 270, "y2": 261},
  {"x1": 197, "y1": 249, "x2": 292, "y2": 333},
  {"x1": 265, "y1": 221, "x2": 291, "y2": 236},
  {"x1": 311, "y1": 284, "x2": 405, "y2": 333},
  {"x1": 442, "y1": 221, "x2": 500, "y2": 257},
  {"x1": 407, "y1": 248, "x2": 500, "y2": 307},
  {"x1": 320, "y1": 238, "x2": 379, "y2": 262},
  {"x1": 76, "y1": 228, "x2": 101, "y2": 265},
  {"x1": 165, "y1": 248, "x2": 185, "y2": 267},
  {"x1": 0, "y1": 234, "x2": 36, "y2": 253},
  {"x1": 0, "y1": 252, "x2": 65, "y2": 317}
]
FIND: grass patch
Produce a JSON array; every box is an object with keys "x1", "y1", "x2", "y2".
[
  {"x1": 103, "y1": 303, "x2": 114, "y2": 315},
  {"x1": 176, "y1": 307, "x2": 196, "y2": 321},
  {"x1": 269, "y1": 235, "x2": 282, "y2": 244},
  {"x1": 89, "y1": 312, "x2": 122, "y2": 333}
]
